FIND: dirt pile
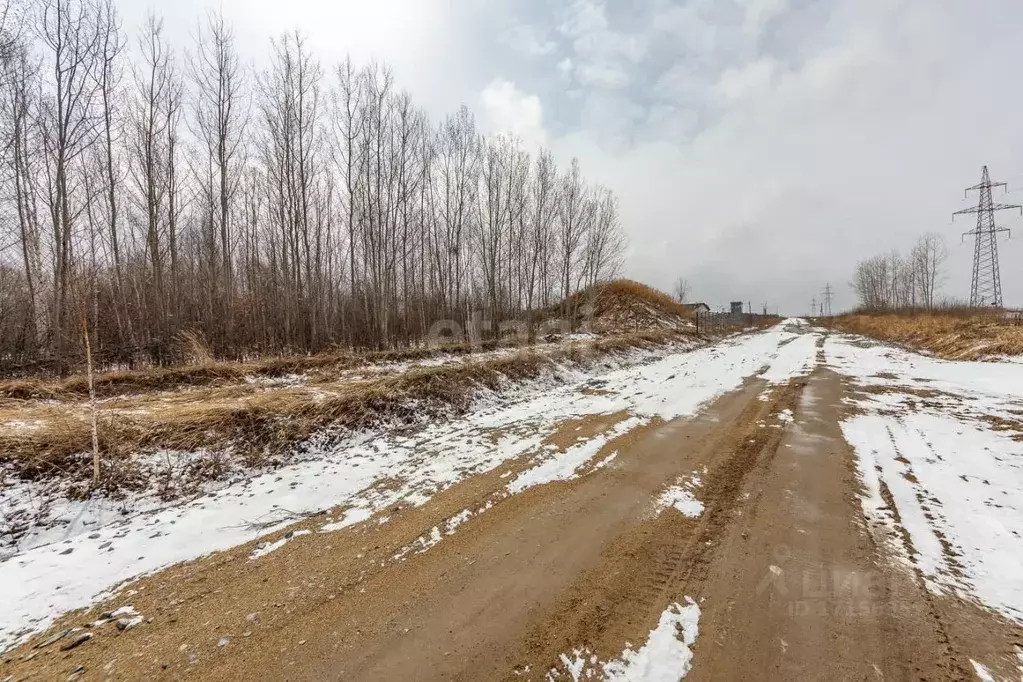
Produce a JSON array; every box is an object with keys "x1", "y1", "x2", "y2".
[
  {"x1": 827, "y1": 310, "x2": 1023, "y2": 360},
  {"x1": 553, "y1": 280, "x2": 695, "y2": 334}
]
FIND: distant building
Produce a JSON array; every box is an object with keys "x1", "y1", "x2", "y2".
[
  {"x1": 730, "y1": 301, "x2": 744, "y2": 315},
  {"x1": 682, "y1": 302, "x2": 710, "y2": 313}
]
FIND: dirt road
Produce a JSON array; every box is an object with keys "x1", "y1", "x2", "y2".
[{"x1": 4, "y1": 322, "x2": 1022, "y2": 681}]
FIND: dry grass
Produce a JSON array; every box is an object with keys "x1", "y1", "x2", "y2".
[
  {"x1": 827, "y1": 311, "x2": 1023, "y2": 360},
  {"x1": 0, "y1": 338, "x2": 521, "y2": 402},
  {"x1": 554, "y1": 279, "x2": 695, "y2": 333},
  {"x1": 0, "y1": 329, "x2": 691, "y2": 487},
  {"x1": 176, "y1": 329, "x2": 215, "y2": 366}
]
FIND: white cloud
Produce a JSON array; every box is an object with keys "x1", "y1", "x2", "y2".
[
  {"x1": 716, "y1": 57, "x2": 777, "y2": 99},
  {"x1": 557, "y1": 57, "x2": 574, "y2": 80},
  {"x1": 503, "y1": 22, "x2": 558, "y2": 56},
  {"x1": 738, "y1": 0, "x2": 789, "y2": 36},
  {"x1": 480, "y1": 79, "x2": 548, "y2": 149}
]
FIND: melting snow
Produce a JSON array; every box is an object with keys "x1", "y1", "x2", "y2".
[
  {"x1": 970, "y1": 660, "x2": 995, "y2": 682},
  {"x1": 656, "y1": 476, "x2": 704, "y2": 518},
  {"x1": 0, "y1": 322, "x2": 818, "y2": 651},
  {"x1": 603, "y1": 599, "x2": 701, "y2": 681},
  {"x1": 508, "y1": 417, "x2": 647, "y2": 494},
  {"x1": 394, "y1": 507, "x2": 479, "y2": 560},
  {"x1": 548, "y1": 599, "x2": 701, "y2": 682},
  {"x1": 251, "y1": 528, "x2": 312, "y2": 560},
  {"x1": 829, "y1": 333, "x2": 1023, "y2": 622}
]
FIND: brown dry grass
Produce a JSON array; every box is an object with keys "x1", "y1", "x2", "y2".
[
  {"x1": 554, "y1": 279, "x2": 696, "y2": 333},
  {"x1": 0, "y1": 330, "x2": 691, "y2": 486},
  {"x1": 590, "y1": 279, "x2": 695, "y2": 319},
  {"x1": 827, "y1": 311, "x2": 1023, "y2": 360},
  {"x1": 0, "y1": 338, "x2": 521, "y2": 402}
]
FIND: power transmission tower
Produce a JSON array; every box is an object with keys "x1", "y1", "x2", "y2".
[
  {"x1": 811, "y1": 296, "x2": 817, "y2": 318},
  {"x1": 953, "y1": 166, "x2": 1021, "y2": 307},
  {"x1": 822, "y1": 283, "x2": 833, "y2": 317}
]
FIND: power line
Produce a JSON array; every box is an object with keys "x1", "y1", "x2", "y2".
[
  {"x1": 822, "y1": 283, "x2": 833, "y2": 317},
  {"x1": 953, "y1": 166, "x2": 1021, "y2": 307}
]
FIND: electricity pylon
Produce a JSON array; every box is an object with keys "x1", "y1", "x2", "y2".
[
  {"x1": 822, "y1": 283, "x2": 833, "y2": 317},
  {"x1": 953, "y1": 166, "x2": 1021, "y2": 307}
]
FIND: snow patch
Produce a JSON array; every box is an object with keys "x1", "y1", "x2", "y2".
[
  {"x1": 830, "y1": 333, "x2": 1023, "y2": 623},
  {"x1": 394, "y1": 506, "x2": 482, "y2": 560},
  {"x1": 508, "y1": 416, "x2": 646, "y2": 494},
  {"x1": 970, "y1": 660, "x2": 995, "y2": 682},
  {"x1": 251, "y1": 528, "x2": 311, "y2": 560},
  {"x1": 603, "y1": 598, "x2": 701, "y2": 681},
  {"x1": 548, "y1": 599, "x2": 701, "y2": 681},
  {"x1": 656, "y1": 476, "x2": 704, "y2": 518}
]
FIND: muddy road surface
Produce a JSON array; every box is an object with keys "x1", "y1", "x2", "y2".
[{"x1": 4, "y1": 321, "x2": 1022, "y2": 681}]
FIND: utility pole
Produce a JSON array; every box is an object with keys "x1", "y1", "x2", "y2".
[
  {"x1": 822, "y1": 283, "x2": 833, "y2": 317},
  {"x1": 953, "y1": 166, "x2": 1021, "y2": 307}
]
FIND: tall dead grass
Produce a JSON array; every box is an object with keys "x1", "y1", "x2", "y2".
[
  {"x1": 828, "y1": 312, "x2": 1023, "y2": 360},
  {"x1": 0, "y1": 330, "x2": 690, "y2": 488},
  {"x1": 0, "y1": 338, "x2": 521, "y2": 402}
]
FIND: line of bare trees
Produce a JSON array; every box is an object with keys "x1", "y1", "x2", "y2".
[
  {"x1": 0, "y1": 0, "x2": 626, "y2": 374},
  {"x1": 852, "y1": 233, "x2": 948, "y2": 310}
]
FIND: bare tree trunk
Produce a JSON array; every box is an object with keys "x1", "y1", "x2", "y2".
[{"x1": 81, "y1": 312, "x2": 100, "y2": 483}]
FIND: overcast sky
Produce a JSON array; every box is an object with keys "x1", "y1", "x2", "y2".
[{"x1": 116, "y1": 0, "x2": 1023, "y2": 314}]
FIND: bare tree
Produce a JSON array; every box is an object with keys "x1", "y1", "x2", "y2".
[
  {"x1": 853, "y1": 254, "x2": 889, "y2": 309},
  {"x1": 525, "y1": 147, "x2": 557, "y2": 312},
  {"x1": 557, "y1": 157, "x2": 587, "y2": 315},
  {"x1": 189, "y1": 9, "x2": 247, "y2": 351},
  {"x1": 1, "y1": 37, "x2": 44, "y2": 350},
  {"x1": 582, "y1": 186, "x2": 624, "y2": 289},
  {"x1": 36, "y1": 0, "x2": 104, "y2": 372},
  {"x1": 0, "y1": 12, "x2": 631, "y2": 373},
  {"x1": 672, "y1": 276, "x2": 690, "y2": 304},
  {"x1": 911, "y1": 233, "x2": 947, "y2": 310},
  {"x1": 128, "y1": 12, "x2": 174, "y2": 346}
]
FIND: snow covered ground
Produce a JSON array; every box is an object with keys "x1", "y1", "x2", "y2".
[
  {"x1": 826, "y1": 333, "x2": 1023, "y2": 623},
  {"x1": 0, "y1": 322, "x2": 818, "y2": 652}
]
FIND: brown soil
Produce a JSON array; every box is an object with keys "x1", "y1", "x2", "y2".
[{"x1": 4, "y1": 329, "x2": 1020, "y2": 682}]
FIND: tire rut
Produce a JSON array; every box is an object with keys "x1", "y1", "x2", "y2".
[{"x1": 503, "y1": 379, "x2": 806, "y2": 680}]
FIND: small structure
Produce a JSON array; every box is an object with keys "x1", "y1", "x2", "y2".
[
  {"x1": 682, "y1": 302, "x2": 710, "y2": 313},
  {"x1": 730, "y1": 301, "x2": 744, "y2": 316}
]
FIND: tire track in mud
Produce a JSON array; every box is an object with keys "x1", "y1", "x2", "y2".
[
  {"x1": 864, "y1": 423, "x2": 1019, "y2": 681},
  {"x1": 874, "y1": 474, "x2": 968, "y2": 680},
  {"x1": 820, "y1": 333, "x2": 1023, "y2": 681},
  {"x1": 505, "y1": 378, "x2": 806, "y2": 680}
]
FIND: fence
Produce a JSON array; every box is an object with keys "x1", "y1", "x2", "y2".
[{"x1": 695, "y1": 311, "x2": 778, "y2": 335}]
